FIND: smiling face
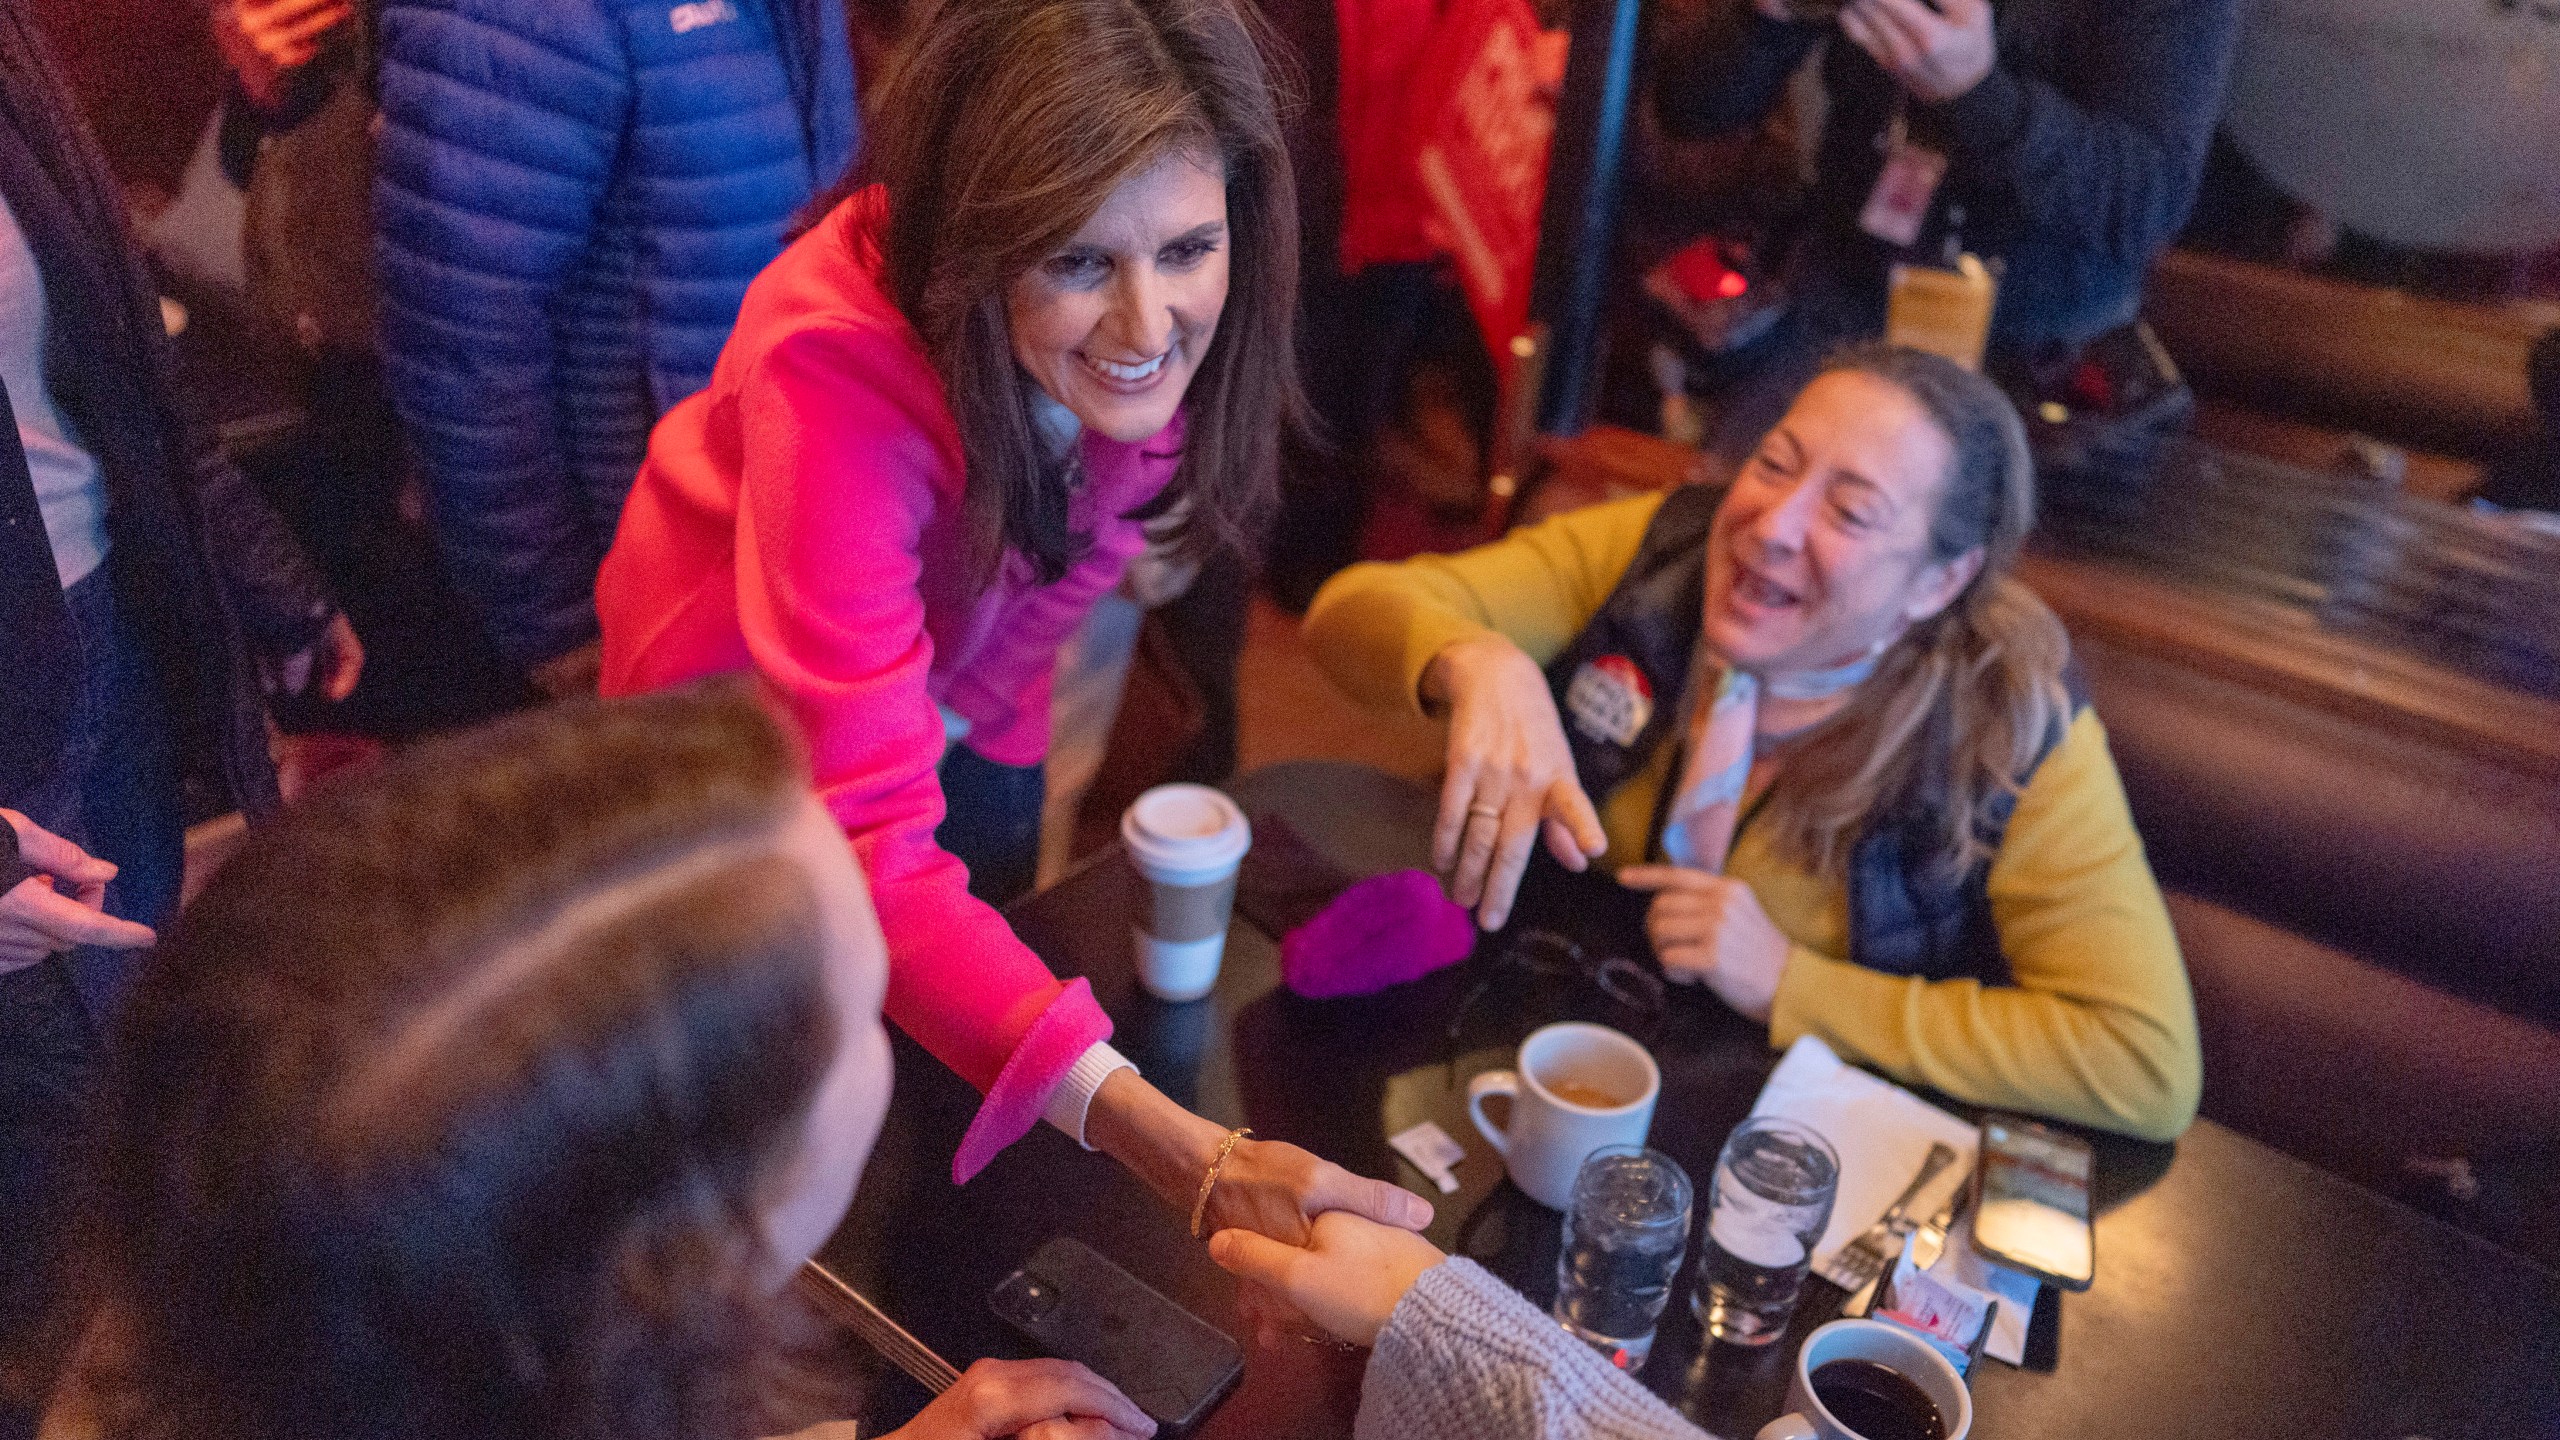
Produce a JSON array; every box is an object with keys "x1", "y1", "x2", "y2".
[
  {"x1": 1004, "y1": 147, "x2": 1231, "y2": 444},
  {"x1": 1702, "y1": 369, "x2": 1985, "y2": 673},
  {"x1": 755, "y1": 798, "x2": 895, "y2": 1284}
]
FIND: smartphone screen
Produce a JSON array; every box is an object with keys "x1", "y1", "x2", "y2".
[{"x1": 1972, "y1": 1115, "x2": 2095, "y2": 1290}]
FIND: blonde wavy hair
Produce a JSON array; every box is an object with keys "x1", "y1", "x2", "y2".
[{"x1": 1760, "y1": 345, "x2": 2073, "y2": 883}]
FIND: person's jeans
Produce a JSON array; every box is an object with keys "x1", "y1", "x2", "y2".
[
  {"x1": 937, "y1": 743, "x2": 1046, "y2": 908},
  {"x1": 0, "y1": 564, "x2": 181, "y2": 1437}
]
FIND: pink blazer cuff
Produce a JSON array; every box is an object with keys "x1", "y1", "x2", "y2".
[{"x1": 951, "y1": 976, "x2": 1115, "y2": 1183}]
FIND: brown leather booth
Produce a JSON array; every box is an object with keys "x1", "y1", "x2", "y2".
[{"x1": 2079, "y1": 635, "x2": 2560, "y2": 1265}]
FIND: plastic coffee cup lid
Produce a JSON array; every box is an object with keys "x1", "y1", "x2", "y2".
[{"x1": 1121, "y1": 784, "x2": 1250, "y2": 881}]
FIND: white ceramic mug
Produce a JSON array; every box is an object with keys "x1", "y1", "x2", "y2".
[
  {"x1": 1465, "y1": 1022, "x2": 1660, "y2": 1209},
  {"x1": 1755, "y1": 1319, "x2": 1974, "y2": 1440}
]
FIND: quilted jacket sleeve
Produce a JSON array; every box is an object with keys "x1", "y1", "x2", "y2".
[{"x1": 374, "y1": 0, "x2": 629, "y2": 668}]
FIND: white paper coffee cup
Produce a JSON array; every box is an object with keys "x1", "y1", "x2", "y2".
[{"x1": 1121, "y1": 785, "x2": 1251, "y2": 1002}]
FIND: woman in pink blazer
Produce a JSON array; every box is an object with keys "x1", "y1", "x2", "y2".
[{"x1": 597, "y1": 0, "x2": 1429, "y2": 1244}]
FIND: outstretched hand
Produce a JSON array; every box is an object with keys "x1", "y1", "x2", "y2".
[
  {"x1": 1084, "y1": 1071, "x2": 1434, "y2": 1254},
  {"x1": 1423, "y1": 634, "x2": 1608, "y2": 931},
  {"x1": 1198, "y1": 1134, "x2": 1435, "y2": 1246},
  {"x1": 1209, "y1": 1211, "x2": 1448, "y2": 1349}
]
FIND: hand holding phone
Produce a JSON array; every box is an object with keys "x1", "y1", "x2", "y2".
[{"x1": 989, "y1": 1239, "x2": 1243, "y2": 1437}]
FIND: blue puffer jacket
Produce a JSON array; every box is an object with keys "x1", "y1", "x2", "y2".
[{"x1": 376, "y1": 0, "x2": 856, "y2": 668}]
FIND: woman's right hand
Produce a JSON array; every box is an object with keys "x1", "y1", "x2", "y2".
[
  {"x1": 1, "y1": 810, "x2": 155, "y2": 973},
  {"x1": 1420, "y1": 633, "x2": 1607, "y2": 931},
  {"x1": 215, "y1": 0, "x2": 353, "y2": 109},
  {"x1": 1208, "y1": 1211, "x2": 1449, "y2": 1350},
  {"x1": 877, "y1": 1358, "x2": 1157, "y2": 1440}
]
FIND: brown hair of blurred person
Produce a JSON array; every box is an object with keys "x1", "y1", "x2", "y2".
[{"x1": 65, "y1": 681, "x2": 844, "y2": 1440}]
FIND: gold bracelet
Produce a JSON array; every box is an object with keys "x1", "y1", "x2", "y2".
[{"x1": 1190, "y1": 1126, "x2": 1253, "y2": 1240}]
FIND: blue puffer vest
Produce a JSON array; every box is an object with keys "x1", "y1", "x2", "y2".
[
  {"x1": 375, "y1": 0, "x2": 856, "y2": 667},
  {"x1": 1542, "y1": 484, "x2": 2086, "y2": 985}
]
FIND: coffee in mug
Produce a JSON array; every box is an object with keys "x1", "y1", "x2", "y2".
[
  {"x1": 1755, "y1": 1319, "x2": 1972, "y2": 1440},
  {"x1": 1465, "y1": 1023, "x2": 1661, "y2": 1209},
  {"x1": 1120, "y1": 785, "x2": 1251, "y2": 1002},
  {"x1": 1811, "y1": 1359, "x2": 1946, "y2": 1440},
  {"x1": 1545, "y1": 1077, "x2": 1636, "y2": 1110}
]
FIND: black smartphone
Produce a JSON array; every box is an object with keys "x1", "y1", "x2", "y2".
[
  {"x1": 1970, "y1": 1114, "x2": 2096, "y2": 1292},
  {"x1": 988, "y1": 1237, "x2": 1244, "y2": 1436}
]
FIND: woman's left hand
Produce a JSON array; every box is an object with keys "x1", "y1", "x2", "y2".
[{"x1": 1617, "y1": 864, "x2": 1792, "y2": 1022}]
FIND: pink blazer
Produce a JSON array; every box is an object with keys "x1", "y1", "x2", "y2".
[{"x1": 598, "y1": 188, "x2": 1180, "y2": 1180}]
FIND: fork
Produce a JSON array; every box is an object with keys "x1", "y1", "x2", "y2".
[{"x1": 1821, "y1": 1142, "x2": 1958, "y2": 1295}]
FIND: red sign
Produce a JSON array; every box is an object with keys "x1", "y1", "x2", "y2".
[{"x1": 1336, "y1": 0, "x2": 1567, "y2": 382}]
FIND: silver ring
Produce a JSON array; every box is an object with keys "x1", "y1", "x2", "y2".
[{"x1": 1468, "y1": 803, "x2": 1501, "y2": 821}]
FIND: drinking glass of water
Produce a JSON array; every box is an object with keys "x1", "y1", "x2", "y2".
[
  {"x1": 1554, "y1": 1145, "x2": 1693, "y2": 1372},
  {"x1": 1692, "y1": 1117, "x2": 1839, "y2": 1346}
]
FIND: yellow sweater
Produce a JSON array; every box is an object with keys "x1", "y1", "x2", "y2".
[{"x1": 1306, "y1": 492, "x2": 2202, "y2": 1141}]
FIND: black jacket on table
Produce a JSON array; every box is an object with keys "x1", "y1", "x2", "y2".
[
  {"x1": 1654, "y1": 0, "x2": 2242, "y2": 352},
  {"x1": 0, "y1": 0, "x2": 334, "y2": 817}
]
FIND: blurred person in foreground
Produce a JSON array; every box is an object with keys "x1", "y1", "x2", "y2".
[
  {"x1": 1307, "y1": 346, "x2": 2201, "y2": 1142},
  {"x1": 373, "y1": 0, "x2": 858, "y2": 697},
  {"x1": 599, "y1": 0, "x2": 1430, "y2": 1242},
  {"x1": 1652, "y1": 0, "x2": 2241, "y2": 451},
  {"x1": 41, "y1": 683, "x2": 1154, "y2": 1440},
  {"x1": 45, "y1": 682, "x2": 1709, "y2": 1440},
  {"x1": 0, "y1": 3, "x2": 357, "y2": 1428}
]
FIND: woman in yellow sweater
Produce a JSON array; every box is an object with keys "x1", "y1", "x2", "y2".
[{"x1": 1306, "y1": 345, "x2": 2199, "y2": 1141}]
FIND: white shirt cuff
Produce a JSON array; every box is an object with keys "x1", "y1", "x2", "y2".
[{"x1": 1042, "y1": 1041, "x2": 1137, "y2": 1150}]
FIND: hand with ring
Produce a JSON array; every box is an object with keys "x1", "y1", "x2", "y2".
[{"x1": 1418, "y1": 633, "x2": 1609, "y2": 931}]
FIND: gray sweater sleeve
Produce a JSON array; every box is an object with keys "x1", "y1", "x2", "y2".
[{"x1": 1356, "y1": 1260, "x2": 1706, "y2": 1440}]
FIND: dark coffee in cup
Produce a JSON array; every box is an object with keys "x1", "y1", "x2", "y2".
[{"x1": 1811, "y1": 1358, "x2": 1946, "y2": 1440}]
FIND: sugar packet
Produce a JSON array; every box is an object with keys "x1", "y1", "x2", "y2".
[{"x1": 1873, "y1": 1233, "x2": 1997, "y2": 1374}]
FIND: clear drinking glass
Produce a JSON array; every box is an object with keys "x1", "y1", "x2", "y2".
[
  {"x1": 1691, "y1": 1117, "x2": 1839, "y2": 1346},
  {"x1": 1554, "y1": 1145, "x2": 1694, "y2": 1372}
]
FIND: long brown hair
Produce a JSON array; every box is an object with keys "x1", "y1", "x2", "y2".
[
  {"x1": 72, "y1": 682, "x2": 846, "y2": 1440},
  {"x1": 829, "y1": 0, "x2": 1304, "y2": 585},
  {"x1": 1763, "y1": 345, "x2": 2072, "y2": 882}
]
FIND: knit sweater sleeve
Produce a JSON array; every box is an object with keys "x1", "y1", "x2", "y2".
[
  {"x1": 1358, "y1": 1259, "x2": 1704, "y2": 1440},
  {"x1": 1304, "y1": 492, "x2": 1667, "y2": 720}
]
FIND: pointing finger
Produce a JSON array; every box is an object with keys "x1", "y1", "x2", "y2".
[
  {"x1": 1616, "y1": 864, "x2": 1720, "y2": 894},
  {"x1": 4, "y1": 882, "x2": 155, "y2": 950}
]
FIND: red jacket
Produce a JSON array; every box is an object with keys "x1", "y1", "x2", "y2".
[{"x1": 599, "y1": 188, "x2": 1179, "y2": 1179}]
